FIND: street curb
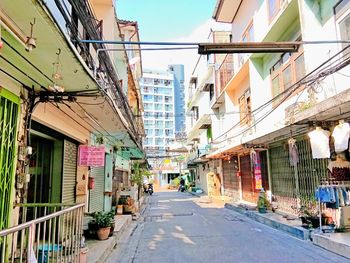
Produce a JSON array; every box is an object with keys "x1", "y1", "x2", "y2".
[
  {"x1": 225, "y1": 203, "x2": 310, "y2": 240},
  {"x1": 188, "y1": 191, "x2": 203, "y2": 197},
  {"x1": 95, "y1": 198, "x2": 149, "y2": 263},
  {"x1": 311, "y1": 232, "x2": 350, "y2": 259},
  {"x1": 90, "y1": 216, "x2": 132, "y2": 263}
]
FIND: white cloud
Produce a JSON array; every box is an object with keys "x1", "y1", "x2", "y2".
[{"x1": 140, "y1": 19, "x2": 231, "y2": 83}]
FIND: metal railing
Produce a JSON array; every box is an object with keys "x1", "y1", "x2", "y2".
[{"x1": 0, "y1": 203, "x2": 84, "y2": 263}]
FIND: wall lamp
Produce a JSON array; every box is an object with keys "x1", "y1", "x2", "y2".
[
  {"x1": 25, "y1": 19, "x2": 36, "y2": 52},
  {"x1": 198, "y1": 42, "x2": 300, "y2": 54}
]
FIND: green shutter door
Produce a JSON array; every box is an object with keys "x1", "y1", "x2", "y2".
[
  {"x1": 0, "y1": 89, "x2": 19, "y2": 231},
  {"x1": 89, "y1": 166, "x2": 105, "y2": 212},
  {"x1": 62, "y1": 140, "x2": 77, "y2": 204}
]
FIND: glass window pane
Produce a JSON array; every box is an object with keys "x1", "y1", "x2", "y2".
[
  {"x1": 269, "y1": 0, "x2": 278, "y2": 21},
  {"x1": 295, "y1": 54, "x2": 305, "y2": 81},
  {"x1": 271, "y1": 76, "x2": 281, "y2": 98},
  {"x1": 282, "y1": 65, "x2": 292, "y2": 90}
]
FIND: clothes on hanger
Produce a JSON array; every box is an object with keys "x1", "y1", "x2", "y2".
[
  {"x1": 332, "y1": 122, "x2": 350, "y2": 153},
  {"x1": 328, "y1": 157, "x2": 350, "y2": 181},
  {"x1": 316, "y1": 185, "x2": 350, "y2": 209},
  {"x1": 288, "y1": 138, "x2": 299, "y2": 166},
  {"x1": 308, "y1": 127, "x2": 331, "y2": 159}
]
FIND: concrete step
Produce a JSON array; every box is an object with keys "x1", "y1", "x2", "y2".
[
  {"x1": 225, "y1": 203, "x2": 310, "y2": 240},
  {"x1": 87, "y1": 215, "x2": 132, "y2": 263},
  {"x1": 311, "y1": 232, "x2": 350, "y2": 259}
]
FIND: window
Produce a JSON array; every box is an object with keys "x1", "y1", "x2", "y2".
[
  {"x1": 268, "y1": 0, "x2": 285, "y2": 22},
  {"x1": 154, "y1": 96, "x2": 162, "y2": 102},
  {"x1": 209, "y1": 84, "x2": 215, "y2": 102},
  {"x1": 339, "y1": 12, "x2": 350, "y2": 51},
  {"x1": 238, "y1": 21, "x2": 254, "y2": 67},
  {"x1": 191, "y1": 106, "x2": 199, "y2": 121},
  {"x1": 155, "y1": 104, "x2": 163, "y2": 111},
  {"x1": 164, "y1": 96, "x2": 172, "y2": 103},
  {"x1": 270, "y1": 49, "x2": 305, "y2": 107},
  {"x1": 165, "y1": 104, "x2": 173, "y2": 112},
  {"x1": 239, "y1": 89, "x2": 252, "y2": 125}
]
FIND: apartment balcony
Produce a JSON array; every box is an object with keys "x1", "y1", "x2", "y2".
[
  {"x1": 260, "y1": 0, "x2": 299, "y2": 43},
  {"x1": 188, "y1": 66, "x2": 214, "y2": 108},
  {"x1": 187, "y1": 114, "x2": 211, "y2": 141}
]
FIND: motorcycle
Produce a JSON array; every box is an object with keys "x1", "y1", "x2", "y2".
[
  {"x1": 144, "y1": 183, "x2": 153, "y2": 195},
  {"x1": 178, "y1": 184, "x2": 185, "y2": 192}
]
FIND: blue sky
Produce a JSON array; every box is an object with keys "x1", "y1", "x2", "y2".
[{"x1": 116, "y1": 0, "x2": 217, "y2": 41}]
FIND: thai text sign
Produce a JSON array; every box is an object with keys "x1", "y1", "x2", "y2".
[
  {"x1": 78, "y1": 146, "x2": 105, "y2": 167},
  {"x1": 254, "y1": 151, "x2": 262, "y2": 190}
]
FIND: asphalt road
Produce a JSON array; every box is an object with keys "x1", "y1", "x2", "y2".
[{"x1": 107, "y1": 191, "x2": 349, "y2": 263}]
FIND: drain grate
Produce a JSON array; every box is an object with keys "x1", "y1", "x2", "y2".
[
  {"x1": 144, "y1": 212, "x2": 193, "y2": 222},
  {"x1": 224, "y1": 215, "x2": 245, "y2": 222}
]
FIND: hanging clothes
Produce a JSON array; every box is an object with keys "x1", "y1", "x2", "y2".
[
  {"x1": 308, "y1": 127, "x2": 330, "y2": 159},
  {"x1": 327, "y1": 158, "x2": 350, "y2": 181},
  {"x1": 332, "y1": 122, "x2": 350, "y2": 153},
  {"x1": 288, "y1": 138, "x2": 299, "y2": 166}
]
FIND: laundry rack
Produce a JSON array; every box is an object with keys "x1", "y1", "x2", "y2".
[{"x1": 316, "y1": 182, "x2": 350, "y2": 233}]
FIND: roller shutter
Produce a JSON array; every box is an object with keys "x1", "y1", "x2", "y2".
[
  {"x1": 222, "y1": 158, "x2": 240, "y2": 201},
  {"x1": 89, "y1": 166, "x2": 105, "y2": 212},
  {"x1": 62, "y1": 140, "x2": 77, "y2": 204}
]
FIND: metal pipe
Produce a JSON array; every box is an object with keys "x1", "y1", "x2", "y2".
[{"x1": 80, "y1": 39, "x2": 198, "y2": 46}]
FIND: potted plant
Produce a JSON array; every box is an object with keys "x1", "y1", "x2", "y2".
[
  {"x1": 108, "y1": 211, "x2": 115, "y2": 237},
  {"x1": 117, "y1": 196, "x2": 127, "y2": 214},
  {"x1": 296, "y1": 196, "x2": 327, "y2": 229},
  {"x1": 257, "y1": 189, "x2": 270, "y2": 213},
  {"x1": 93, "y1": 212, "x2": 114, "y2": 240}
]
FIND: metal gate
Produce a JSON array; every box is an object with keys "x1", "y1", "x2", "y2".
[
  {"x1": 0, "y1": 89, "x2": 19, "y2": 231},
  {"x1": 269, "y1": 137, "x2": 328, "y2": 214},
  {"x1": 62, "y1": 140, "x2": 77, "y2": 203},
  {"x1": 89, "y1": 166, "x2": 105, "y2": 212}
]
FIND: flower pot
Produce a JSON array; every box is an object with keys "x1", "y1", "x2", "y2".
[
  {"x1": 117, "y1": 205, "x2": 123, "y2": 215},
  {"x1": 109, "y1": 223, "x2": 115, "y2": 237},
  {"x1": 258, "y1": 207, "x2": 267, "y2": 213},
  {"x1": 97, "y1": 227, "x2": 111, "y2": 240}
]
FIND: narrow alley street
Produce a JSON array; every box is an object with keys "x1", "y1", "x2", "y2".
[{"x1": 107, "y1": 192, "x2": 348, "y2": 263}]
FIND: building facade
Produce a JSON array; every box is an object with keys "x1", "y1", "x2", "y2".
[
  {"x1": 0, "y1": 0, "x2": 144, "y2": 261},
  {"x1": 186, "y1": 0, "x2": 350, "y2": 220},
  {"x1": 140, "y1": 70, "x2": 176, "y2": 161},
  {"x1": 140, "y1": 70, "x2": 179, "y2": 188},
  {"x1": 168, "y1": 64, "x2": 186, "y2": 135}
]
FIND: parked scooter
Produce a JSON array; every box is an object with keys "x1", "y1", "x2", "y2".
[
  {"x1": 178, "y1": 184, "x2": 185, "y2": 192},
  {"x1": 144, "y1": 183, "x2": 154, "y2": 195},
  {"x1": 148, "y1": 183, "x2": 154, "y2": 195},
  {"x1": 178, "y1": 177, "x2": 186, "y2": 192}
]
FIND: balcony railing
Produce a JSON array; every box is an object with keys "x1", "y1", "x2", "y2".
[
  {"x1": 0, "y1": 203, "x2": 84, "y2": 263},
  {"x1": 216, "y1": 54, "x2": 234, "y2": 95}
]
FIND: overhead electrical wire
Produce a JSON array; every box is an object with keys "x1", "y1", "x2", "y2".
[{"x1": 212, "y1": 44, "x2": 350, "y2": 145}]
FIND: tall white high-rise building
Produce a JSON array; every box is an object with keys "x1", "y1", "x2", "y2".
[{"x1": 140, "y1": 70, "x2": 176, "y2": 165}]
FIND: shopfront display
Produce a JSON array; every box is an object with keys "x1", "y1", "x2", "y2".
[{"x1": 308, "y1": 127, "x2": 331, "y2": 159}]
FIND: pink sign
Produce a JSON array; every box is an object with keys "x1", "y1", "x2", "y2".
[{"x1": 78, "y1": 146, "x2": 105, "y2": 167}]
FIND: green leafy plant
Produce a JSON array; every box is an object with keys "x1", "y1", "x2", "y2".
[
  {"x1": 96, "y1": 136, "x2": 104, "y2": 145},
  {"x1": 257, "y1": 190, "x2": 270, "y2": 210},
  {"x1": 294, "y1": 196, "x2": 318, "y2": 218},
  {"x1": 93, "y1": 212, "x2": 114, "y2": 228},
  {"x1": 118, "y1": 196, "x2": 128, "y2": 205}
]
